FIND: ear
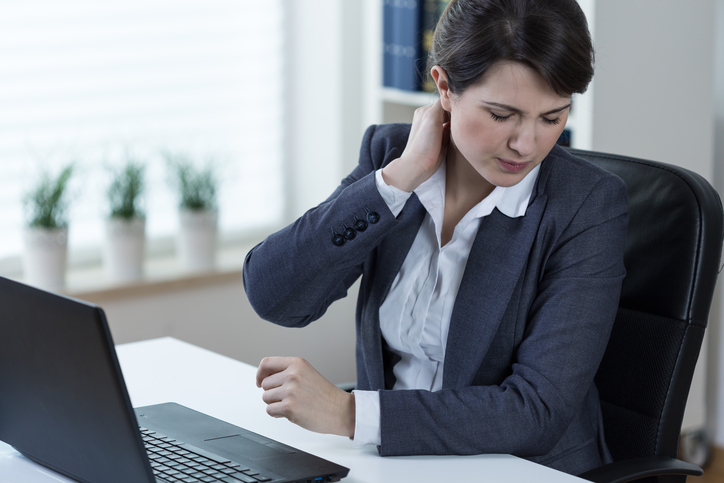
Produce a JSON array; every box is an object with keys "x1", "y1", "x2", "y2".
[{"x1": 431, "y1": 66, "x2": 453, "y2": 112}]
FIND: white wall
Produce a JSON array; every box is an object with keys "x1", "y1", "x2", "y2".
[
  {"x1": 591, "y1": 0, "x2": 716, "y2": 180},
  {"x1": 713, "y1": 0, "x2": 724, "y2": 449},
  {"x1": 590, "y1": 0, "x2": 720, "y2": 442},
  {"x1": 284, "y1": 0, "x2": 368, "y2": 219},
  {"x1": 89, "y1": 277, "x2": 358, "y2": 386},
  {"x1": 284, "y1": 0, "x2": 346, "y2": 219}
]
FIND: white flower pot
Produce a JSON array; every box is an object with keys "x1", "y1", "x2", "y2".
[
  {"x1": 177, "y1": 209, "x2": 218, "y2": 271},
  {"x1": 23, "y1": 227, "x2": 68, "y2": 292},
  {"x1": 104, "y1": 217, "x2": 146, "y2": 282}
]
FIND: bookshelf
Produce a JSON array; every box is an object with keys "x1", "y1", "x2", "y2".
[
  {"x1": 380, "y1": 87, "x2": 438, "y2": 123},
  {"x1": 364, "y1": 0, "x2": 596, "y2": 150},
  {"x1": 381, "y1": 87, "x2": 437, "y2": 107}
]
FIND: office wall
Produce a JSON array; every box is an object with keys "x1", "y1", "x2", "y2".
[
  {"x1": 713, "y1": 0, "x2": 724, "y2": 449},
  {"x1": 92, "y1": 276, "x2": 359, "y2": 386},
  {"x1": 591, "y1": 0, "x2": 720, "y2": 441},
  {"x1": 284, "y1": 0, "x2": 346, "y2": 219},
  {"x1": 591, "y1": 0, "x2": 716, "y2": 179},
  {"x1": 283, "y1": 0, "x2": 368, "y2": 220}
]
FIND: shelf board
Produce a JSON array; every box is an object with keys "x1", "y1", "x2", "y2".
[{"x1": 381, "y1": 87, "x2": 438, "y2": 107}]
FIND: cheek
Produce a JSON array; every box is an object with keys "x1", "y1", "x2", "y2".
[
  {"x1": 538, "y1": 126, "x2": 567, "y2": 153},
  {"x1": 452, "y1": 113, "x2": 507, "y2": 151},
  {"x1": 538, "y1": 113, "x2": 569, "y2": 151}
]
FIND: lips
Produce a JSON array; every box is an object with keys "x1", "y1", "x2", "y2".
[{"x1": 497, "y1": 158, "x2": 530, "y2": 173}]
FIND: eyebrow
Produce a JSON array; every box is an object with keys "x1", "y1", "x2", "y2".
[{"x1": 483, "y1": 101, "x2": 572, "y2": 116}]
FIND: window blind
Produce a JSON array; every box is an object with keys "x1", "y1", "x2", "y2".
[{"x1": 0, "y1": 0, "x2": 285, "y2": 261}]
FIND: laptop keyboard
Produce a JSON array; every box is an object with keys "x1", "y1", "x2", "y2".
[{"x1": 141, "y1": 427, "x2": 273, "y2": 483}]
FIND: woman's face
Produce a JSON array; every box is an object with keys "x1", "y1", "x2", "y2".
[{"x1": 437, "y1": 61, "x2": 571, "y2": 188}]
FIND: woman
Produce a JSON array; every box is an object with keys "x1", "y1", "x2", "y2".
[{"x1": 243, "y1": 0, "x2": 628, "y2": 476}]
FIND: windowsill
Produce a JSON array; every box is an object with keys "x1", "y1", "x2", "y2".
[
  {"x1": 71, "y1": 242, "x2": 255, "y2": 303},
  {"x1": 2, "y1": 241, "x2": 258, "y2": 304}
]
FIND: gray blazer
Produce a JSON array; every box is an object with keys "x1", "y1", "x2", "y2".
[{"x1": 243, "y1": 123, "x2": 628, "y2": 475}]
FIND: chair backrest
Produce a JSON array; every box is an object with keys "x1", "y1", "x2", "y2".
[{"x1": 567, "y1": 149, "x2": 724, "y2": 463}]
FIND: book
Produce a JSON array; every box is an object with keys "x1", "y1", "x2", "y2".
[
  {"x1": 382, "y1": 0, "x2": 397, "y2": 88},
  {"x1": 557, "y1": 128, "x2": 572, "y2": 147},
  {"x1": 383, "y1": 0, "x2": 451, "y2": 92},
  {"x1": 382, "y1": 0, "x2": 422, "y2": 91},
  {"x1": 420, "y1": 0, "x2": 450, "y2": 92},
  {"x1": 397, "y1": 0, "x2": 422, "y2": 91}
]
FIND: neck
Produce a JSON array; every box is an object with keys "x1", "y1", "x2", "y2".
[
  {"x1": 440, "y1": 140, "x2": 497, "y2": 246},
  {"x1": 445, "y1": 140, "x2": 495, "y2": 206}
]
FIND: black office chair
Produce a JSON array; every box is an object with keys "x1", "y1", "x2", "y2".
[{"x1": 567, "y1": 149, "x2": 724, "y2": 483}]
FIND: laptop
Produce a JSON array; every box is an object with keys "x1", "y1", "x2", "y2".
[{"x1": 0, "y1": 276, "x2": 350, "y2": 483}]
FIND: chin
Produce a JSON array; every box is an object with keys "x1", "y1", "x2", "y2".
[{"x1": 487, "y1": 172, "x2": 528, "y2": 188}]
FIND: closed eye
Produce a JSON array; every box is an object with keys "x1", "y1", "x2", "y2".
[
  {"x1": 490, "y1": 112, "x2": 512, "y2": 122},
  {"x1": 543, "y1": 117, "x2": 562, "y2": 125}
]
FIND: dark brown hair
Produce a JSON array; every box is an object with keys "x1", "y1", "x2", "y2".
[{"x1": 428, "y1": 0, "x2": 594, "y2": 97}]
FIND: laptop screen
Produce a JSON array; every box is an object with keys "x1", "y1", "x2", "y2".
[{"x1": 0, "y1": 277, "x2": 155, "y2": 482}]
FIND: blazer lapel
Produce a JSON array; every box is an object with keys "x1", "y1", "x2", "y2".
[
  {"x1": 443, "y1": 193, "x2": 548, "y2": 388},
  {"x1": 374, "y1": 195, "x2": 426, "y2": 296},
  {"x1": 361, "y1": 193, "x2": 427, "y2": 389}
]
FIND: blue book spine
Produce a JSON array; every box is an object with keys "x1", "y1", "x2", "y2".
[
  {"x1": 419, "y1": 0, "x2": 438, "y2": 92},
  {"x1": 382, "y1": 0, "x2": 397, "y2": 88},
  {"x1": 557, "y1": 128, "x2": 572, "y2": 147},
  {"x1": 394, "y1": 0, "x2": 421, "y2": 91}
]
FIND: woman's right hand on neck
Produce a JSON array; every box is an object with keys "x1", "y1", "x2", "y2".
[{"x1": 381, "y1": 99, "x2": 451, "y2": 193}]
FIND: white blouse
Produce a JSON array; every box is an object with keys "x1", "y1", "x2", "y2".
[{"x1": 352, "y1": 162, "x2": 540, "y2": 446}]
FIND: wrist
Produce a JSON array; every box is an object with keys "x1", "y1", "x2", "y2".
[
  {"x1": 381, "y1": 158, "x2": 426, "y2": 193},
  {"x1": 339, "y1": 391, "x2": 356, "y2": 439}
]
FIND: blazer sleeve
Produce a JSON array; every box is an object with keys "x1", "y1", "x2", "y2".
[
  {"x1": 377, "y1": 173, "x2": 629, "y2": 458},
  {"x1": 242, "y1": 124, "x2": 406, "y2": 327}
]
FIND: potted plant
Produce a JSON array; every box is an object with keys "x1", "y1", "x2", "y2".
[
  {"x1": 165, "y1": 153, "x2": 218, "y2": 271},
  {"x1": 104, "y1": 161, "x2": 146, "y2": 282},
  {"x1": 22, "y1": 164, "x2": 74, "y2": 291}
]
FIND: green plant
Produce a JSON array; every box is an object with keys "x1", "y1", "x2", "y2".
[
  {"x1": 23, "y1": 164, "x2": 74, "y2": 229},
  {"x1": 108, "y1": 161, "x2": 145, "y2": 219},
  {"x1": 164, "y1": 153, "x2": 217, "y2": 211}
]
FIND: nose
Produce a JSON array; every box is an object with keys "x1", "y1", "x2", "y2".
[{"x1": 508, "y1": 122, "x2": 536, "y2": 158}]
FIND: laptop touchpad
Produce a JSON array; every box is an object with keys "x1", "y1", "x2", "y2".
[{"x1": 204, "y1": 434, "x2": 296, "y2": 460}]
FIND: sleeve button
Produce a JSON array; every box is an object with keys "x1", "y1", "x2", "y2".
[
  {"x1": 332, "y1": 233, "x2": 345, "y2": 246},
  {"x1": 354, "y1": 217, "x2": 368, "y2": 232},
  {"x1": 366, "y1": 210, "x2": 380, "y2": 224},
  {"x1": 343, "y1": 225, "x2": 356, "y2": 240}
]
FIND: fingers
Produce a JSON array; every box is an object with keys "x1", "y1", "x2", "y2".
[
  {"x1": 439, "y1": 120, "x2": 451, "y2": 160},
  {"x1": 264, "y1": 401, "x2": 289, "y2": 419},
  {"x1": 260, "y1": 385, "x2": 285, "y2": 407},
  {"x1": 382, "y1": 99, "x2": 450, "y2": 193},
  {"x1": 256, "y1": 356, "x2": 310, "y2": 393},
  {"x1": 255, "y1": 356, "x2": 356, "y2": 437},
  {"x1": 256, "y1": 357, "x2": 302, "y2": 419},
  {"x1": 255, "y1": 356, "x2": 296, "y2": 388},
  {"x1": 410, "y1": 99, "x2": 445, "y2": 134}
]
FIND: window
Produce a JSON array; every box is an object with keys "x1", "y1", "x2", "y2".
[{"x1": 0, "y1": 0, "x2": 285, "y2": 264}]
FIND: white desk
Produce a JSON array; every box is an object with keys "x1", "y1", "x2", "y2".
[{"x1": 0, "y1": 337, "x2": 585, "y2": 482}]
